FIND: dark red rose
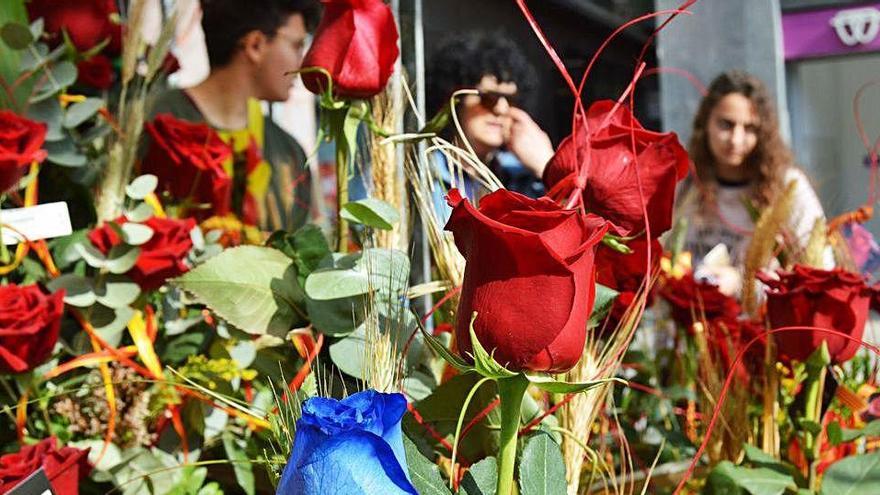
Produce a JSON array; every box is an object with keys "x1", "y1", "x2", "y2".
[
  {"x1": 595, "y1": 237, "x2": 661, "y2": 325},
  {"x1": 27, "y1": 0, "x2": 122, "y2": 54},
  {"x1": 542, "y1": 100, "x2": 689, "y2": 237},
  {"x1": 759, "y1": 265, "x2": 870, "y2": 364},
  {"x1": 76, "y1": 54, "x2": 114, "y2": 90},
  {"x1": 0, "y1": 111, "x2": 48, "y2": 193},
  {"x1": 0, "y1": 284, "x2": 64, "y2": 373},
  {"x1": 445, "y1": 188, "x2": 608, "y2": 372},
  {"x1": 142, "y1": 114, "x2": 233, "y2": 219},
  {"x1": 301, "y1": 0, "x2": 400, "y2": 99},
  {"x1": 0, "y1": 437, "x2": 91, "y2": 495},
  {"x1": 89, "y1": 216, "x2": 196, "y2": 290},
  {"x1": 660, "y1": 272, "x2": 740, "y2": 330}
]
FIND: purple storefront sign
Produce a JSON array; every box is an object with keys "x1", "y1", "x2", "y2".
[{"x1": 782, "y1": 3, "x2": 880, "y2": 60}]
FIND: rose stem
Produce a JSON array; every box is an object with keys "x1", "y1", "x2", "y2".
[
  {"x1": 335, "y1": 116, "x2": 350, "y2": 253},
  {"x1": 803, "y1": 343, "x2": 829, "y2": 491},
  {"x1": 496, "y1": 373, "x2": 529, "y2": 495}
]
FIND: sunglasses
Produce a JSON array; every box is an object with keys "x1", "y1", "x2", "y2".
[{"x1": 476, "y1": 89, "x2": 519, "y2": 110}]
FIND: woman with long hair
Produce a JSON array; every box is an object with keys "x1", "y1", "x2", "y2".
[{"x1": 676, "y1": 70, "x2": 826, "y2": 275}]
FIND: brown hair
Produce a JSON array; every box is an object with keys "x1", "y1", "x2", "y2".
[{"x1": 689, "y1": 70, "x2": 791, "y2": 208}]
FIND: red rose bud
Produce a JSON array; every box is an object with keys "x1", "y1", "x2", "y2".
[
  {"x1": 595, "y1": 237, "x2": 662, "y2": 324},
  {"x1": 301, "y1": 0, "x2": 400, "y2": 99},
  {"x1": 142, "y1": 114, "x2": 233, "y2": 218},
  {"x1": 543, "y1": 100, "x2": 689, "y2": 237},
  {"x1": 0, "y1": 111, "x2": 48, "y2": 193},
  {"x1": 27, "y1": 0, "x2": 122, "y2": 55},
  {"x1": 89, "y1": 216, "x2": 196, "y2": 291},
  {"x1": 759, "y1": 265, "x2": 871, "y2": 365},
  {"x1": 660, "y1": 272, "x2": 740, "y2": 330},
  {"x1": 0, "y1": 437, "x2": 91, "y2": 494},
  {"x1": 445, "y1": 188, "x2": 608, "y2": 373},
  {"x1": 76, "y1": 54, "x2": 114, "y2": 90},
  {"x1": 0, "y1": 284, "x2": 64, "y2": 373}
]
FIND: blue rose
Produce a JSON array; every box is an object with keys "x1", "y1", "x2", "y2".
[{"x1": 277, "y1": 390, "x2": 418, "y2": 494}]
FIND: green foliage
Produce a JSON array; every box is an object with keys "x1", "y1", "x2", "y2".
[
  {"x1": 340, "y1": 197, "x2": 401, "y2": 230},
  {"x1": 404, "y1": 435, "x2": 452, "y2": 495},
  {"x1": 705, "y1": 460, "x2": 797, "y2": 495},
  {"x1": 821, "y1": 451, "x2": 880, "y2": 495},
  {"x1": 518, "y1": 433, "x2": 567, "y2": 495},
  {"x1": 460, "y1": 457, "x2": 498, "y2": 495}
]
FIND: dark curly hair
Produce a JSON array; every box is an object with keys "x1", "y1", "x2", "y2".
[
  {"x1": 689, "y1": 70, "x2": 792, "y2": 208},
  {"x1": 426, "y1": 32, "x2": 537, "y2": 118},
  {"x1": 201, "y1": 0, "x2": 321, "y2": 69}
]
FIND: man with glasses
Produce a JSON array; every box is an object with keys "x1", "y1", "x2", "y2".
[
  {"x1": 149, "y1": 0, "x2": 320, "y2": 231},
  {"x1": 426, "y1": 32, "x2": 555, "y2": 220}
]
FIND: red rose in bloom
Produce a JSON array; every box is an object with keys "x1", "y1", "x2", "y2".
[
  {"x1": 759, "y1": 265, "x2": 870, "y2": 364},
  {"x1": 661, "y1": 273, "x2": 740, "y2": 330},
  {"x1": 542, "y1": 100, "x2": 689, "y2": 237},
  {"x1": 0, "y1": 111, "x2": 48, "y2": 193},
  {"x1": 0, "y1": 437, "x2": 91, "y2": 494},
  {"x1": 0, "y1": 284, "x2": 64, "y2": 373},
  {"x1": 27, "y1": 0, "x2": 122, "y2": 54},
  {"x1": 445, "y1": 188, "x2": 608, "y2": 372},
  {"x1": 301, "y1": 0, "x2": 400, "y2": 99},
  {"x1": 89, "y1": 216, "x2": 196, "y2": 291},
  {"x1": 76, "y1": 54, "x2": 114, "y2": 90},
  {"x1": 142, "y1": 114, "x2": 233, "y2": 218},
  {"x1": 595, "y1": 237, "x2": 661, "y2": 324}
]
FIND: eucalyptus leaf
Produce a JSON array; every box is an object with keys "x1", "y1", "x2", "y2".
[
  {"x1": 126, "y1": 202, "x2": 155, "y2": 222},
  {"x1": 46, "y1": 273, "x2": 95, "y2": 307},
  {"x1": 29, "y1": 18, "x2": 43, "y2": 39},
  {"x1": 705, "y1": 461, "x2": 796, "y2": 495},
  {"x1": 105, "y1": 245, "x2": 141, "y2": 274},
  {"x1": 63, "y1": 97, "x2": 103, "y2": 128},
  {"x1": 29, "y1": 60, "x2": 77, "y2": 103},
  {"x1": 222, "y1": 433, "x2": 255, "y2": 495},
  {"x1": 173, "y1": 246, "x2": 307, "y2": 336},
  {"x1": 45, "y1": 138, "x2": 86, "y2": 167},
  {"x1": 74, "y1": 241, "x2": 107, "y2": 268},
  {"x1": 821, "y1": 451, "x2": 880, "y2": 495},
  {"x1": 126, "y1": 174, "x2": 159, "y2": 200},
  {"x1": 121, "y1": 222, "x2": 154, "y2": 246},
  {"x1": 357, "y1": 248, "x2": 410, "y2": 296},
  {"x1": 1, "y1": 22, "x2": 33, "y2": 50},
  {"x1": 95, "y1": 275, "x2": 140, "y2": 308},
  {"x1": 89, "y1": 305, "x2": 135, "y2": 347},
  {"x1": 304, "y1": 267, "x2": 370, "y2": 300},
  {"x1": 518, "y1": 433, "x2": 567, "y2": 495},
  {"x1": 340, "y1": 198, "x2": 401, "y2": 230}
]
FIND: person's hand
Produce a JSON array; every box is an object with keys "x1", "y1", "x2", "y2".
[{"x1": 506, "y1": 107, "x2": 554, "y2": 178}]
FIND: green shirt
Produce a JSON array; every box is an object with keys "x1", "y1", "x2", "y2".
[{"x1": 149, "y1": 88, "x2": 312, "y2": 232}]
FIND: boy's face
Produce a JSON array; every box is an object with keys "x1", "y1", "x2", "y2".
[{"x1": 253, "y1": 13, "x2": 308, "y2": 102}]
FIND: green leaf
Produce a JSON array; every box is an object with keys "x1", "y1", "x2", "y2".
[
  {"x1": 74, "y1": 241, "x2": 108, "y2": 268},
  {"x1": 829, "y1": 419, "x2": 880, "y2": 446},
  {"x1": 172, "y1": 246, "x2": 306, "y2": 336},
  {"x1": 821, "y1": 451, "x2": 880, "y2": 495},
  {"x1": 743, "y1": 444, "x2": 780, "y2": 466},
  {"x1": 358, "y1": 248, "x2": 410, "y2": 296},
  {"x1": 222, "y1": 433, "x2": 255, "y2": 495},
  {"x1": 589, "y1": 283, "x2": 619, "y2": 328},
  {"x1": 403, "y1": 435, "x2": 452, "y2": 495},
  {"x1": 460, "y1": 457, "x2": 498, "y2": 495},
  {"x1": 88, "y1": 305, "x2": 135, "y2": 348},
  {"x1": 46, "y1": 273, "x2": 95, "y2": 307},
  {"x1": 468, "y1": 314, "x2": 517, "y2": 379},
  {"x1": 1, "y1": 22, "x2": 33, "y2": 49},
  {"x1": 420, "y1": 322, "x2": 471, "y2": 371},
  {"x1": 30, "y1": 60, "x2": 77, "y2": 103},
  {"x1": 126, "y1": 202, "x2": 155, "y2": 223},
  {"x1": 105, "y1": 245, "x2": 141, "y2": 274},
  {"x1": 798, "y1": 419, "x2": 822, "y2": 436},
  {"x1": 340, "y1": 198, "x2": 401, "y2": 230},
  {"x1": 63, "y1": 97, "x2": 103, "y2": 128},
  {"x1": 266, "y1": 224, "x2": 331, "y2": 283},
  {"x1": 120, "y1": 222, "x2": 154, "y2": 246},
  {"x1": 28, "y1": 18, "x2": 42, "y2": 40},
  {"x1": 518, "y1": 432, "x2": 567, "y2": 495},
  {"x1": 524, "y1": 374, "x2": 620, "y2": 394},
  {"x1": 25, "y1": 96, "x2": 63, "y2": 140},
  {"x1": 95, "y1": 275, "x2": 140, "y2": 308},
  {"x1": 705, "y1": 461, "x2": 796, "y2": 495},
  {"x1": 45, "y1": 138, "x2": 86, "y2": 167},
  {"x1": 306, "y1": 294, "x2": 365, "y2": 336},
  {"x1": 304, "y1": 266, "x2": 370, "y2": 300},
  {"x1": 126, "y1": 174, "x2": 159, "y2": 200}
]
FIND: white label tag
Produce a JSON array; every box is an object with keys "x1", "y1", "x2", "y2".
[{"x1": 1, "y1": 202, "x2": 73, "y2": 245}]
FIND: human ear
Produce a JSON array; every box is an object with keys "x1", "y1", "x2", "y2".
[{"x1": 240, "y1": 30, "x2": 268, "y2": 64}]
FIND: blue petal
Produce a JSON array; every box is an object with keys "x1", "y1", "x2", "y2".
[{"x1": 276, "y1": 429, "x2": 418, "y2": 495}]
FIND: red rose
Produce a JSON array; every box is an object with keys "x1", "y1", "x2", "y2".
[
  {"x1": 0, "y1": 437, "x2": 91, "y2": 495},
  {"x1": 27, "y1": 0, "x2": 122, "y2": 54},
  {"x1": 76, "y1": 54, "x2": 114, "y2": 90},
  {"x1": 759, "y1": 265, "x2": 870, "y2": 364},
  {"x1": 0, "y1": 111, "x2": 48, "y2": 193},
  {"x1": 301, "y1": 0, "x2": 400, "y2": 99},
  {"x1": 542, "y1": 100, "x2": 689, "y2": 237},
  {"x1": 0, "y1": 284, "x2": 64, "y2": 373},
  {"x1": 142, "y1": 114, "x2": 233, "y2": 219},
  {"x1": 445, "y1": 188, "x2": 608, "y2": 372},
  {"x1": 660, "y1": 272, "x2": 740, "y2": 330},
  {"x1": 89, "y1": 216, "x2": 196, "y2": 290},
  {"x1": 595, "y1": 237, "x2": 661, "y2": 324}
]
